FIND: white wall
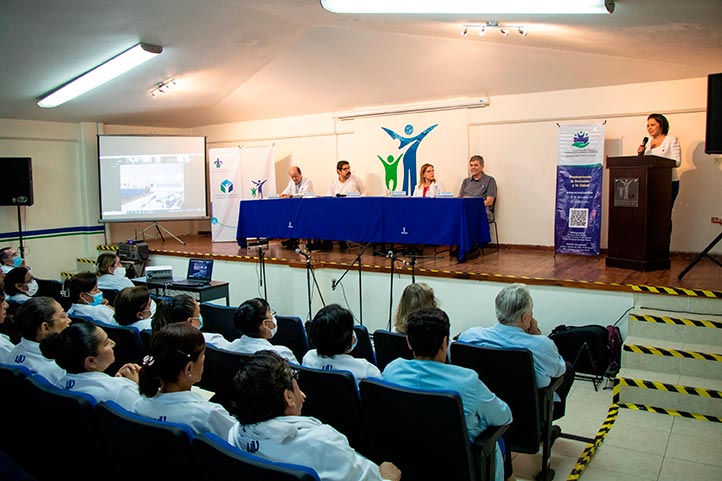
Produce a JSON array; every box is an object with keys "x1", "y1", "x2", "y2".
[{"x1": 1, "y1": 77, "x2": 719, "y2": 281}]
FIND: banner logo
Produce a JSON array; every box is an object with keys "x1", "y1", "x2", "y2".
[
  {"x1": 213, "y1": 158, "x2": 223, "y2": 168},
  {"x1": 572, "y1": 131, "x2": 590, "y2": 149},
  {"x1": 220, "y1": 179, "x2": 234, "y2": 193},
  {"x1": 250, "y1": 179, "x2": 268, "y2": 199}
]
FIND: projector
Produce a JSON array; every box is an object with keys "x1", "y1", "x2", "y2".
[
  {"x1": 145, "y1": 265, "x2": 173, "y2": 282},
  {"x1": 118, "y1": 241, "x2": 150, "y2": 262}
]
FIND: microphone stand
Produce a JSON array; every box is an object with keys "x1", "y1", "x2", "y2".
[
  {"x1": 297, "y1": 248, "x2": 325, "y2": 321},
  {"x1": 331, "y1": 242, "x2": 373, "y2": 325},
  {"x1": 258, "y1": 245, "x2": 268, "y2": 300},
  {"x1": 387, "y1": 250, "x2": 401, "y2": 331}
]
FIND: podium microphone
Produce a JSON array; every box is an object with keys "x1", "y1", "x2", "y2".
[
  {"x1": 638, "y1": 136, "x2": 648, "y2": 156},
  {"x1": 386, "y1": 250, "x2": 395, "y2": 259},
  {"x1": 295, "y1": 248, "x2": 311, "y2": 259}
]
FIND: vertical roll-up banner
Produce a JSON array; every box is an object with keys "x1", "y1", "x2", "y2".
[
  {"x1": 239, "y1": 145, "x2": 275, "y2": 201},
  {"x1": 209, "y1": 147, "x2": 242, "y2": 242},
  {"x1": 554, "y1": 124, "x2": 605, "y2": 256}
]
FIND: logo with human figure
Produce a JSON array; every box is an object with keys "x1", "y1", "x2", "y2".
[{"x1": 379, "y1": 123, "x2": 438, "y2": 194}]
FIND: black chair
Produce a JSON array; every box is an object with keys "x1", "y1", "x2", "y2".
[
  {"x1": 140, "y1": 328, "x2": 153, "y2": 354},
  {"x1": 450, "y1": 342, "x2": 562, "y2": 481},
  {"x1": 90, "y1": 320, "x2": 145, "y2": 375},
  {"x1": 372, "y1": 329, "x2": 413, "y2": 372},
  {"x1": 0, "y1": 364, "x2": 32, "y2": 459},
  {"x1": 349, "y1": 324, "x2": 375, "y2": 365},
  {"x1": 199, "y1": 302, "x2": 240, "y2": 342},
  {"x1": 34, "y1": 277, "x2": 71, "y2": 311},
  {"x1": 21, "y1": 373, "x2": 101, "y2": 481},
  {"x1": 271, "y1": 315, "x2": 309, "y2": 363},
  {"x1": 296, "y1": 365, "x2": 370, "y2": 457},
  {"x1": 96, "y1": 400, "x2": 197, "y2": 481},
  {"x1": 196, "y1": 343, "x2": 251, "y2": 409},
  {"x1": 101, "y1": 288, "x2": 120, "y2": 306},
  {"x1": 193, "y1": 432, "x2": 321, "y2": 481},
  {"x1": 359, "y1": 378, "x2": 509, "y2": 481}
]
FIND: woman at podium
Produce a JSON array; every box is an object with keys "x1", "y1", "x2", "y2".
[{"x1": 638, "y1": 113, "x2": 682, "y2": 208}]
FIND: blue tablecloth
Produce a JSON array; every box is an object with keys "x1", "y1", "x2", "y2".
[{"x1": 236, "y1": 197, "x2": 490, "y2": 261}]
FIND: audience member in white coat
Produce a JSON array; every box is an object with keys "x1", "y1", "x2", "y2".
[
  {"x1": 226, "y1": 297, "x2": 297, "y2": 364},
  {"x1": 66, "y1": 272, "x2": 116, "y2": 324}
]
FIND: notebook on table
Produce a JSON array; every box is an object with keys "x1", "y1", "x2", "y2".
[{"x1": 171, "y1": 258, "x2": 214, "y2": 287}]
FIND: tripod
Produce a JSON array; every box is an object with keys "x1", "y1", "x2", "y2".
[
  {"x1": 677, "y1": 229, "x2": 722, "y2": 280},
  {"x1": 386, "y1": 250, "x2": 406, "y2": 331},
  {"x1": 257, "y1": 245, "x2": 268, "y2": 300},
  {"x1": 135, "y1": 221, "x2": 186, "y2": 245},
  {"x1": 298, "y1": 248, "x2": 325, "y2": 321},
  {"x1": 331, "y1": 242, "x2": 373, "y2": 325}
]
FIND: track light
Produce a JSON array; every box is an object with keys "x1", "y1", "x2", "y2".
[
  {"x1": 461, "y1": 22, "x2": 527, "y2": 38},
  {"x1": 322, "y1": 0, "x2": 615, "y2": 14},
  {"x1": 150, "y1": 79, "x2": 176, "y2": 97},
  {"x1": 37, "y1": 43, "x2": 162, "y2": 108}
]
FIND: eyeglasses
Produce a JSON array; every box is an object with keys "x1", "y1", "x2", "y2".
[
  {"x1": 264, "y1": 310, "x2": 277, "y2": 322},
  {"x1": 289, "y1": 366, "x2": 300, "y2": 381}
]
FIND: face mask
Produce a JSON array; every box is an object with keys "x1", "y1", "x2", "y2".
[
  {"x1": 347, "y1": 333, "x2": 358, "y2": 353},
  {"x1": 89, "y1": 292, "x2": 104, "y2": 306},
  {"x1": 12, "y1": 256, "x2": 23, "y2": 267},
  {"x1": 25, "y1": 279, "x2": 38, "y2": 297},
  {"x1": 196, "y1": 314, "x2": 204, "y2": 330},
  {"x1": 270, "y1": 316, "x2": 278, "y2": 337},
  {"x1": 113, "y1": 266, "x2": 126, "y2": 278}
]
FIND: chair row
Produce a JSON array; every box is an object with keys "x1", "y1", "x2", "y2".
[{"x1": 0, "y1": 364, "x2": 320, "y2": 481}]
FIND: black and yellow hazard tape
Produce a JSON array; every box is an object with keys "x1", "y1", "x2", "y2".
[
  {"x1": 623, "y1": 343, "x2": 722, "y2": 362},
  {"x1": 59, "y1": 271, "x2": 74, "y2": 279},
  {"x1": 96, "y1": 244, "x2": 118, "y2": 251},
  {"x1": 566, "y1": 403, "x2": 620, "y2": 480},
  {"x1": 76, "y1": 258, "x2": 96, "y2": 265},
  {"x1": 631, "y1": 313, "x2": 722, "y2": 329},
  {"x1": 617, "y1": 403, "x2": 722, "y2": 423},
  {"x1": 616, "y1": 377, "x2": 722, "y2": 400},
  {"x1": 629, "y1": 284, "x2": 722, "y2": 298}
]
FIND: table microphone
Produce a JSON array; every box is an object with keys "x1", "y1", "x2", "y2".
[
  {"x1": 295, "y1": 248, "x2": 311, "y2": 259},
  {"x1": 638, "y1": 136, "x2": 648, "y2": 156}
]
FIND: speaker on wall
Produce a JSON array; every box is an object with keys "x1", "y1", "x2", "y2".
[
  {"x1": 0, "y1": 157, "x2": 34, "y2": 206},
  {"x1": 705, "y1": 72, "x2": 722, "y2": 155}
]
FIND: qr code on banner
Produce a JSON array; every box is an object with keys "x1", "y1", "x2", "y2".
[{"x1": 569, "y1": 208, "x2": 588, "y2": 228}]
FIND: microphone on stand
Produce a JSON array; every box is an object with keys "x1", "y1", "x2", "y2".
[
  {"x1": 295, "y1": 248, "x2": 311, "y2": 259},
  {"x1": 638, "y1": 136, "x2": 649, "y2": 156},
  {"x1": 386, "y1": 250, "x2": 395, "y2": 259}
]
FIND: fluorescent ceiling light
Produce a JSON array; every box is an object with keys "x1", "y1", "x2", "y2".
[
  {"x1": 38, "y1": 43, "x2": 163, "y2": 108},
  {"x1": 321, "y1": 0, "x2": 615, "y2": 14},
  {"x1": 334, "y1": 97, "x2": 489, "y2": 120}
]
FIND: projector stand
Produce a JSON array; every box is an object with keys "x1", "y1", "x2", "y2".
[{"x1": 135, "y1": 222, "x2": 186, "y2": 245}]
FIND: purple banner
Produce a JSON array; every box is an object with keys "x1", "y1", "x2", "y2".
[{"x1": 554, "y1": 165, "x2": 602, "y2": 255}]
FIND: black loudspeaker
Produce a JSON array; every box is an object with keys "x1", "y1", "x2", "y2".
[
  {"x1": 705, "y1": 72, "x2": 722, "y2": 155},
  {"x1": 0, "y1": 157, "x2": 34, "y2": 206}
]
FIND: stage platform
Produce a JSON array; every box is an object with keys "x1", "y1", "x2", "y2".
[{"x1": 136, "y1": 235, "x2": 722, "y2": 299}]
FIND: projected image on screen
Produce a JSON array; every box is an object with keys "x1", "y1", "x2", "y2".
[{"x1": 98, "y1": 135, "x2": 208, "y2": 222}]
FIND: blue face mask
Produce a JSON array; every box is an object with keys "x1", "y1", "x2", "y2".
[
  {"x1": 348, "y1": 333, "x2": 358, "y2": 353},
  {"x1": 89, "y1": 292, "x2": 104, "y2": 306},
  {"x1": 197, "y1": 314, "x2": 204, "y2": 330},
  {"x1": 12, "y1": 256, "x2": 23, "y2": 267}
]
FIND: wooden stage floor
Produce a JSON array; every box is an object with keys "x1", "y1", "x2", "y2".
[{"x1": 141, "y1": 236, "x2": 722, "y2": 297}]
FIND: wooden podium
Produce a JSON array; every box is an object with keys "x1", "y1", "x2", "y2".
[{"x1": 605, "y1": 155, "x2": 675, "y2": 271}]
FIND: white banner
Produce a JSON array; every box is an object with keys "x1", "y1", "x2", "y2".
[
  {"x1": 209, "y1": 147, "x2": 243, "y2": 242},
  {"x1": 239, "y1": 145, "x2": 275, "y2": 200}
]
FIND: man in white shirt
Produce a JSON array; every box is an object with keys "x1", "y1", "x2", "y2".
[
  {"x1": 321, "y1": 161, "x2": 366, "y2": 250},
  {"x1": 280, "y1": 166, "x2": 314, "y2": 249},
  {"x1": 280, "y1": 166, "x2": 314, "y2": 198},
  {"x1": 326, "y1": 160, "x2": 366, "y2": 196}
]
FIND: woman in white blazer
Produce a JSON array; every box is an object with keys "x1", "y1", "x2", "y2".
[{"x1": 412, "y1": 163, "x2": 445, "y2": 197}]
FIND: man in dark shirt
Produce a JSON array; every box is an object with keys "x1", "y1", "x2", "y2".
[{"x1": 458, "y1": 154, "x2": 497, "y2": 221}]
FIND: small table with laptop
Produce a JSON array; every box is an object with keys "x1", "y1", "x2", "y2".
[{"x1": 132, "y1": 258, "x2": 231, "y2": 306}]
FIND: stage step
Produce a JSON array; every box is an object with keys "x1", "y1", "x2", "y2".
[
  {"x1": 633, "y1": 292, "x2": 722, "y2": 316},
  {"x1": 617, "y1": 306, "x2": 722, "y2": 418}
]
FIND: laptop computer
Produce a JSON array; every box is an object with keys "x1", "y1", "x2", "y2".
[{"x1": 171, "y1": 258, "x2": 214, "y2": 287}]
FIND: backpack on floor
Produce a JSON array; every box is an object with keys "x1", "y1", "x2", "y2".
[{"x1": 549, "y1": 324, "x2": 621, "y2": 377}]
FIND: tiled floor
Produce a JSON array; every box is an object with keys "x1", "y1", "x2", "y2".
[{"x1": 510, "y1": 378, "x2": 722, "y2": 481}]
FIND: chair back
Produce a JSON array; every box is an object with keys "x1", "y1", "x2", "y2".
[
  {"x1": 349, "y1": 324, "x2": 375, "y2": 365},
  {"x1": 22, "y1": 373, "x2": 100, "y2": 481},
  {"x1": 296, "y1": 365, "x2": 370, "y2": 457},
  {"x1": 359, "y1": 378, "x2": 496, "y2": 481},
  {"x1": 35, "y1": 277, "x2": 72, "y2": 311},
  {"x1": 193, "y1": 432, "x2": 321, "y2": 481},
  {"x1": 96, "y1": 400, "x2": 197, "y2": 481},
  {"x1": 0, "y1": 364, "x2": 32, "y2": 457},
  {"x1": 90, "y1": 320, "x2": 145, "y2": 375},
  {"x1": 140, "y1": 328, "x2": 153, "y2": 354},
  {"x1": 196, "y1": 343, "x2": 251, "y2": 409},
  {"x1": 199, "y1": 302, "x2": 240, "y2": 342},
  {"x1": 101, "y1": 288, "x2": 121, "y2": 306},
  {"x1": 271, "y1": 315, "x2": 310, "y2": 362},
  {"x1": 372, "y1": 329, "x2": 413, "y2": 371}
]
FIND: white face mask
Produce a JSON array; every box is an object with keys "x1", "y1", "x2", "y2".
[
  {"x1": 270, "y1": 316, "x2": 278, "y2": 337},
  {"x1": 25, "y1": 279, "x2": 38, "y2": 297},
  {"x1": 113, "y1": 266, "x2": 127, "y2": 278}
]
